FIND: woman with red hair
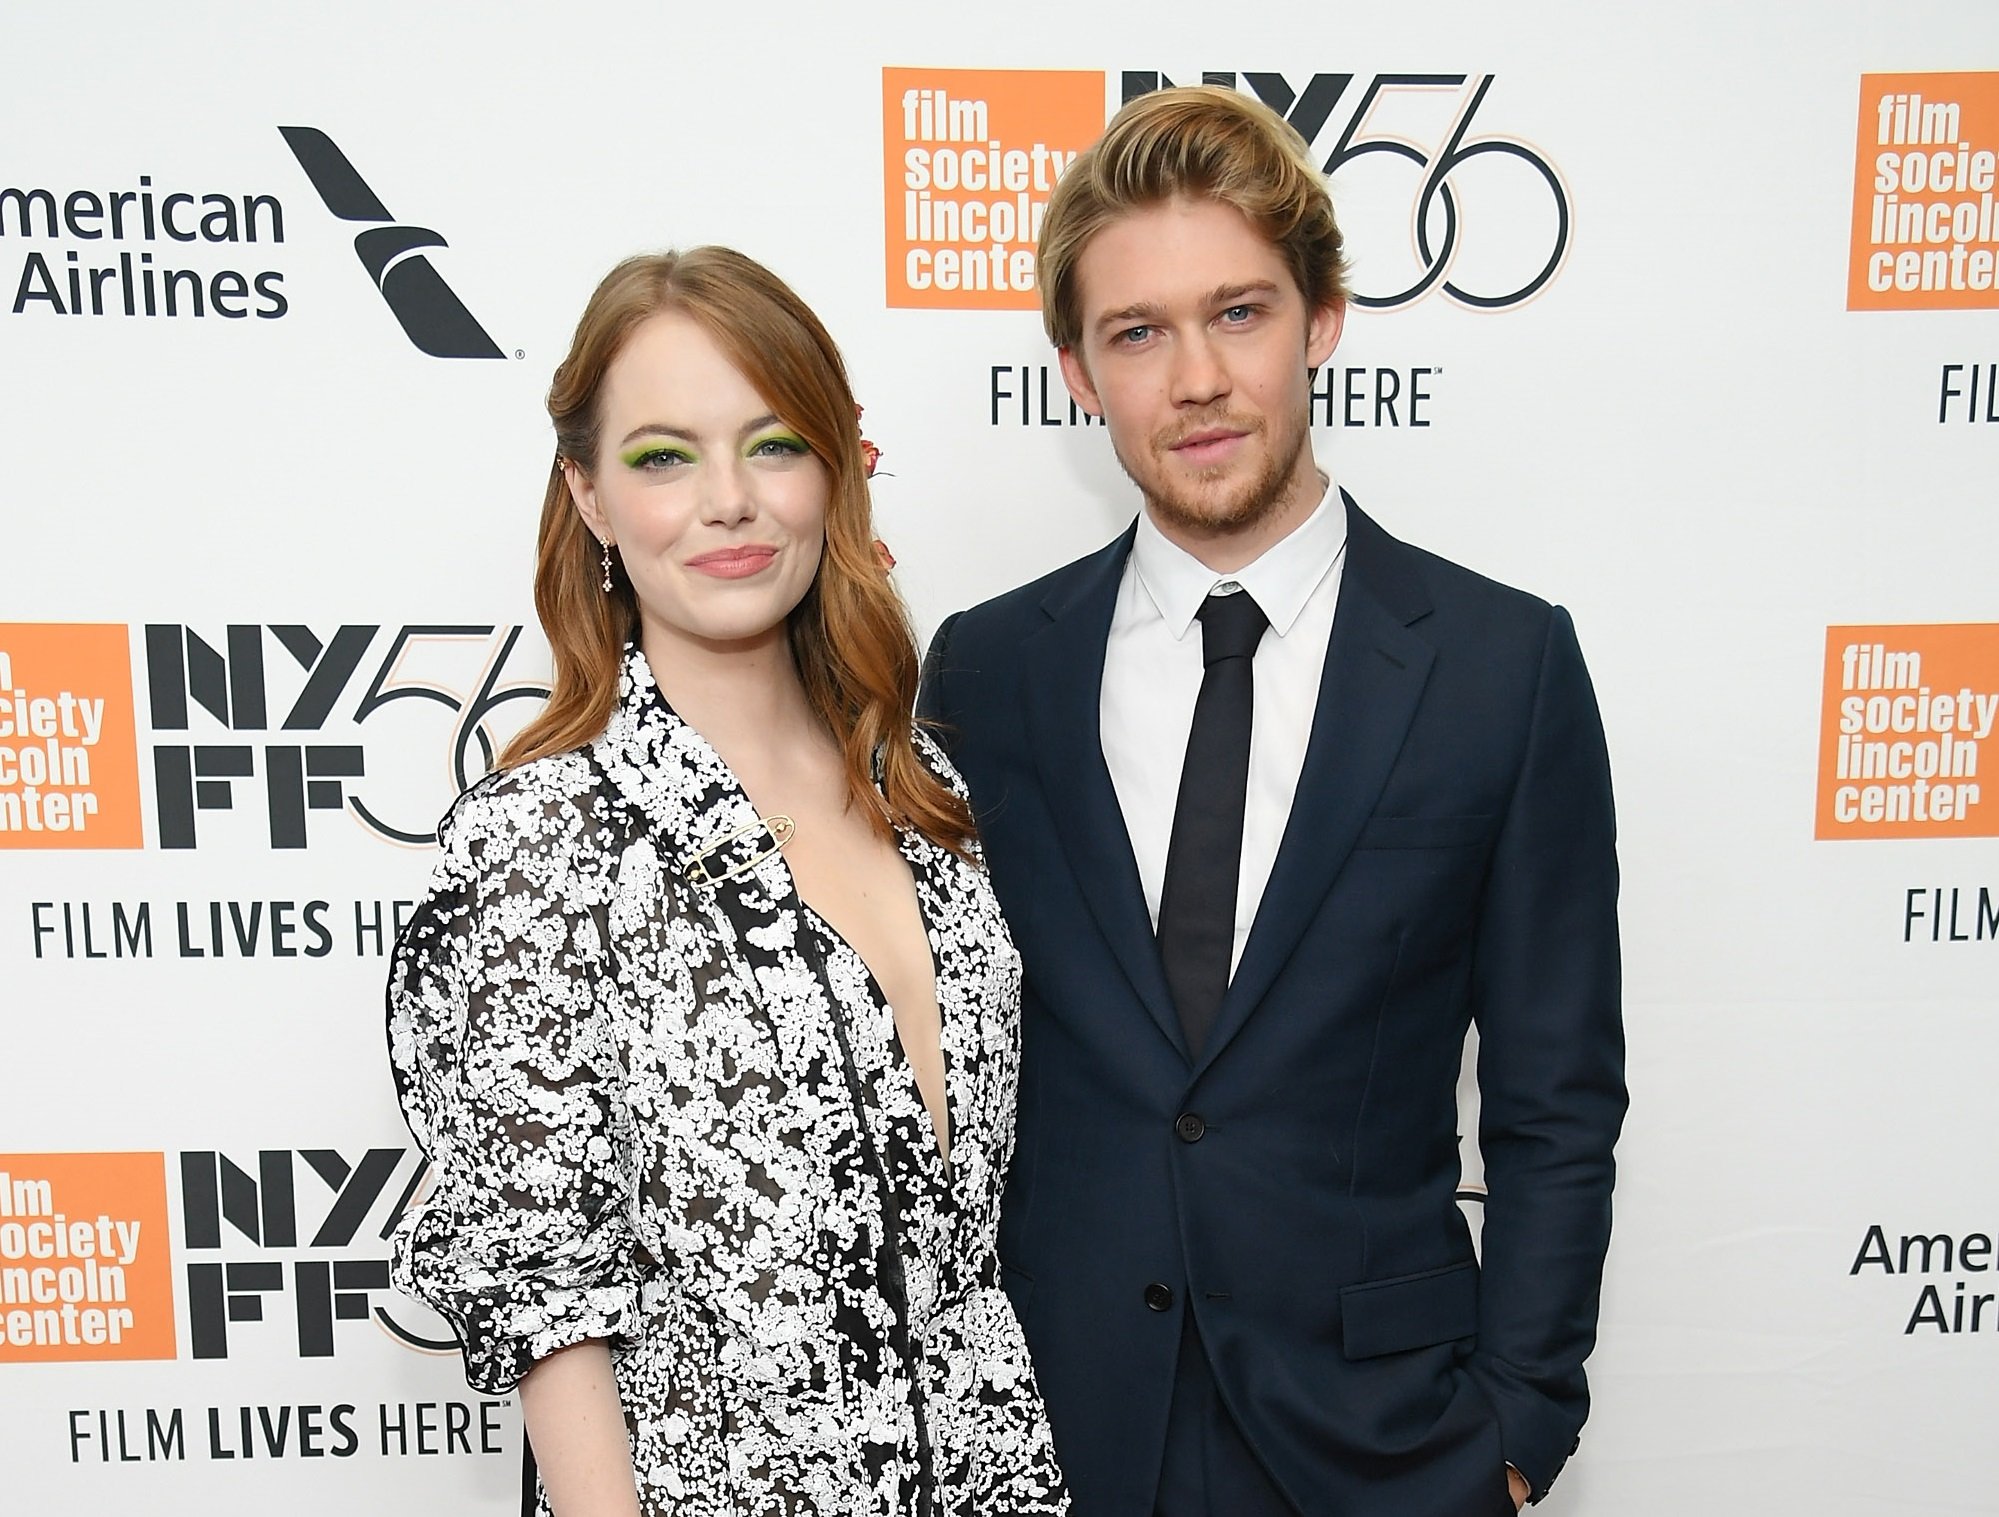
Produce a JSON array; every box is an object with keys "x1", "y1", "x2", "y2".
[{"x1": 386, "y1": 247, "x2": 1066, "y2": 1517}]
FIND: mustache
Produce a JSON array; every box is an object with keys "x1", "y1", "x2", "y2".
[{"x1": 1154, "y1": 411, "x2": 1265, "y2": 451}]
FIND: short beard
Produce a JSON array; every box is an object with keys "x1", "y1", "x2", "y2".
[{"x1": 1116, "y1": 408, "x2": 1311, "y2": 542}]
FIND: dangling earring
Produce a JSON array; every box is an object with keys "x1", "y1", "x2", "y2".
[{"x1": 600, "y1": 539, "x2": 614, "y2": 593}]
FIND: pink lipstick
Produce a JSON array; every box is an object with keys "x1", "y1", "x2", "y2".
[{"x1": 686, "y1": 545, "x2": 779, "y2": 579}]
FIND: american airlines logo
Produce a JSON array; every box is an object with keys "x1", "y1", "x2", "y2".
[{"x1": 279, "y1": 127, "x2": 503, "y2": 360}]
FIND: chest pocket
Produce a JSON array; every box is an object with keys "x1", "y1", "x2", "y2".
[{"x1": 1353, "y1": 813, "x2": 1493, "y2": 851}]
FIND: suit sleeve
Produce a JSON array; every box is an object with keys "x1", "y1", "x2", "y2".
[
  {"x1": 1465, "y1": 604, "x2": 1626, "y2": 1500},
  {"x1": 916, "y1": 610, "x2": 965, "y2": 750}
]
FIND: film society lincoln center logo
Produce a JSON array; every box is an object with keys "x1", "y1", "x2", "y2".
[
  {"x1": 0, "y1": 625, "x2": 141, "y2": 848},
  {"x1": 0, "y1": 1154, "x2": 175, "y2": 1362},
  {"x1": 883, "y1": 68, "x2": 1104, "y2": 309},
  {"x1": 1816, "y1": 624, "x2": 1999, "y2": 838},
  {"x1": 1849, "y1": 71, "x2": 1999, "y2": 309}
]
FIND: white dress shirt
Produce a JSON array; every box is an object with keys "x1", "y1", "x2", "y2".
[{"x1": 1100, "y1": 481, "x2": 1348, "y2": 975}]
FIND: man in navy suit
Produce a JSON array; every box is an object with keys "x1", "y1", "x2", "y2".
[{"x1": 920, "y1": 86, "x2": 1625, "y2": 1516}]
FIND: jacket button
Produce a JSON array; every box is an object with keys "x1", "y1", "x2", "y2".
[
  {"x1": 1174, "y1": 1112, "x2": 1206, "y2": 1143},
  {"x1": 1144, "y1": 1282, "x2": 1175, "y2": 1312}
]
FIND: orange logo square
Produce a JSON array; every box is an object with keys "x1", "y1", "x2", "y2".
[
  {"x1": 0, "y1": 1154, "x2": 177, "y2": 1362},
  {"x1": 1848, "y1": 72, "x2": 1999, "y2": 310},
  {"x1": 883, "y1": 67, "x2": 1106, "y2": 310},
  {"x1": 1816, "y1": 625, "x2": 1999, "y2": 838},
  {"x1": 0, "y1": 624, "x2": 142, "y2": 848}
]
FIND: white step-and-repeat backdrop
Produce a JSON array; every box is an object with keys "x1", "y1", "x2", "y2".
[{"x1": 3, "y1": 3, "x2": 1995, "y2": 1512}]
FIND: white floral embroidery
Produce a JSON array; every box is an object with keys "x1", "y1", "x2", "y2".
[{"x1": 388, "y1": 650, "x2": 1068, "y2": 1516}]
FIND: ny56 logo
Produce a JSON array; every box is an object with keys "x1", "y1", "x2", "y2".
[
  {"x1": 1124, "y1": 70, "x2": 1571, "y2": 311},
  {"x1": 146, "y1": 623, "x2": 547, "y2": 849},
  {"x1": 180, "y1": 1148, "x2": 451, "y2": 1359}
]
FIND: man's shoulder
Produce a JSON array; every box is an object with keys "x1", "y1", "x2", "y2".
[
  {"x1": 1350, "y1": 501, "x2": 1561, "y2": 642},
  {"x1": 945, "y1": 529, "x2": 1132, "y2": 643}
]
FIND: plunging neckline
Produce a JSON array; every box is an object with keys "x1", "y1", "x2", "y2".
[{"x1": 794, "y1": 888, "x2": 956, "y2": 1172}]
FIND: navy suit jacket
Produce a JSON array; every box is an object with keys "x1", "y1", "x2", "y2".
[{"x1": 918, "y1": 497, "x2": 1625, "y2": 1517}]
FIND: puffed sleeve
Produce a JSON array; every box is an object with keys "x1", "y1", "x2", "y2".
[{"x1": 386, "y1": 765, "x2": 641, "y2": 1395}]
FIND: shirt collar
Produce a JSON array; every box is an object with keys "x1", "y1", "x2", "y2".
[{"x1": 1130, "y1": 476, "x2": 1347, "y2": 640}]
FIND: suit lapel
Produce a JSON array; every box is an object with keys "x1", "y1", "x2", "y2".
[
  {"x1": 1191, "y1": 499, "x2": 1436, "y2": 1078},
  {"x1": 1021, "y1": 527, "x2": 1188, "y2": 1059},
  {"x1": 592, "y1": 650, "x2": 835, "y2": 1088}
]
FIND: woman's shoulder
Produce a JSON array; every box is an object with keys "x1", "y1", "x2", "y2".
[
  {"x1": 433, "y1": 748, "x2": 626, "y2": 882},
  {"x1": 447, "y1": 747, "x2": 593, "y2": 823},
  {"x1": 395, "y1": 748, "x2": 633, "y2": 993}
]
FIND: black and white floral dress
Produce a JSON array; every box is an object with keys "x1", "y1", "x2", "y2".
[{"x1": 386, "y1": 650, "x2": 1068, "y2": 1516}]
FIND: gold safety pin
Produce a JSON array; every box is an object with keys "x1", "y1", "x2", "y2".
[{"x1": 683, "y1": 814, "x2": 796, "y2": 886}]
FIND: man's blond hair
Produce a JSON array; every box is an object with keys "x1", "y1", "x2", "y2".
[{"x1": 1037, "y1": 85, "x2": 1349, "y2": 350}]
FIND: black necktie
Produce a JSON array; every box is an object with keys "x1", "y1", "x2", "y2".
[{"x1": 1157, "y1": 587, "x2": 1268, "y2": 1057}]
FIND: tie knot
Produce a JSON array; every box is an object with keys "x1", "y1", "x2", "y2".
[{"x1": 1197, "y1": 588, "x2": 1268, "y2": 665}]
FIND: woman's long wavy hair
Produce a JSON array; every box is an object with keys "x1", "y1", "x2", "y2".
[{"x1": 499, "y1": 247, "x2": 975, "y2": 855}]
